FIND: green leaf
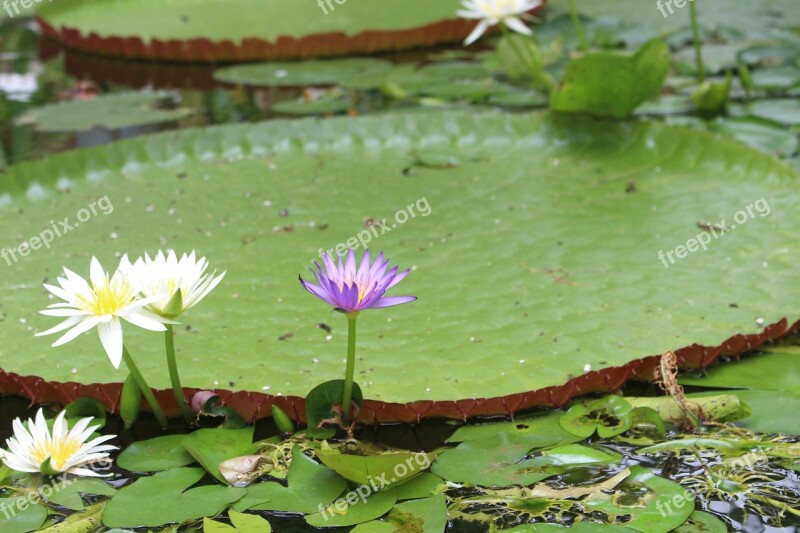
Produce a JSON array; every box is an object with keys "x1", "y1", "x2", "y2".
[
  {"x1": 395, "y1": 473, "x2": 444, "y2": 501},
  {"x1": 551, "y1": 38, "x2": 670, "y2": 118},
  {"x1": 203, "y1": 511, "x2": 272, "y2": 532},
  {"x1": 117, "y1": 434, "x2": 196, "y2": 473},
  {"x1": 102, "y1": 467, "x2": 246, "y2": 528},
  {"x1": 448, "y1": 411, "x2": 580, "y2": 444},
  {"x1": 730, "y1": 98, "x2": 800, "y2": 125},
  {"x1": 681, "y1": 346, "x2": 800, "y2": 392},
  {"x1": 384, "y1": 494, "x2": 447, "y2": 533},
  {"x1": 0, "y1": 499, "x2": 48, "y2": 533},
  {"x1": 673, "y1": 510, "x2": 728, "y2": 533},
  {"x1": 46, "y1": 478, "x2": 116, "y2": 511},
  {"x1": 305, "y1": 380, "x2": 363, "y2": 439},
  {"x1": 305, "y1": 487, "x2": 398, "y2": 528},
  {"x1": 64, "y1": 397, "x2": 106, "y2": 429},
  {"x1": 583, "y1": 465, "x2": 694, "y2": 533},
  {"x1": 15, "y1": 92, "x2": 192, "y2": 132},
  {"x1": 183, "y1": 427, "x2": 259, "y2": 484},
  {"x1": 233, "y1": 447, "x2": 346, "y2": 513},
  {"x1": 38, "y1": 502, "x2": 105, "y2": 532},
  {"x1": 625, "y1": 395, "x2": 750, "y2": 424},
  {"x1": 430, "y1": 434, "x2": 610, "y2": 488},
  {"x1": 315, "y1": 448, "x2": 431, "y2": 487},
  {"x1": 215, "y1": 59, "x2": 392, "y2": 88},
  {"x1": 709, "y1": 116, "x2": 798, "y2": 156},
  {"x1": 271, "y1": 98, "x2": 351, "y2": 116},
  {"x1": 559, "y1": 395, "x2": 633, "y2": 438}
]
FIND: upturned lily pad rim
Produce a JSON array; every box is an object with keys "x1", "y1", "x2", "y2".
[
  {"x1": 0, "y1": 111, "x2": 797, "y2": 424},
  {"x1": 34, "y1": 2, "x2": 545, "y2": 63}
]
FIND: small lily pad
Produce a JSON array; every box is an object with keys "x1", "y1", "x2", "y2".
[
  {"x1": 233, "y1": 447, "x2": 346, "y2": 514},
  {"x1": 16, "y1": 92, "x2": 192, "y2": 132},
  {"x1": 183, "y1": 427, "x2": 259, "y2": 484},
  {"x1": 315, "y1": 448, "x2": 431, "y2": 487},
  {"x1": 559, "y1": 395, "x2": 633, "y2": 438},
  {"x1": 102, "y1": 467, "x2": 246, "y2": 528},
  {"x1": 306, "y1": 487, "x2": 398, "y2": 528},
  {"x1": 46, "y1": 478, "x2": 116, "y2": 511},
  {"x1": 117, "y1": 434, "x2": 196, "y2": 473},
  {"x1": 0, "y1": 500, "x2": 48, "y2": 533},
  {"x1": 271, "y1": 98, "x2": 352, "y2": 116},
  {"x1": 673, "y1": 510, "x2": 728, "y2": 533},
  {"x1": 214, "y1": 59, "x2": 392, "y2": 87}
]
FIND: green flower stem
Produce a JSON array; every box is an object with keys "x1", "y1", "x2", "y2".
[
  {"x1": 341, "y1": 314, "x2": 358, "y2": 424},
  {"x1": 165, "y1": 325, "x2": 193, "y2": 425},
  {"x1": 689, "y1": 0, "x2": 704, "y2": 82},
  {"x1": 567, "y1": 0, "x2": 588, "y2": 52},
  {"x1": 122, "y1": 345, "x2": 168, "y2": 429}
]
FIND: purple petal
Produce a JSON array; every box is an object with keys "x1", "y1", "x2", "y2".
[
  {"x1": 387, "y1": 268, "x2": 410, "y2": 289},
  {"x1": 345, "y1": 249, "x2": 356, "y2": 279},
  {"x1": 369, "y1": 296, "x2": 417, "y2": 309},
  {"x1": 356, "y1": 249, "x2": 371, "y2": 280},
  {"x1": 299, "y1": 277, "x2": 337, "y2": 306}
]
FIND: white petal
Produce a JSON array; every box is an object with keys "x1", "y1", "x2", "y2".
[
  {"x1": 89, "y1": 257, "x2": 106, "y2": 288},
  {"x1": 121, "y1": 312, "x2": 168, "y2": 332},
  {"x1": 97, "y1": 319, "x2": 124, "y2": 369},
  {"x1": 464, "y1": 20, "x2": 491, "y2": 45},
  {"x1": 504, "y1": 16, "x2": 533, "y2": 35},
  {"x1": 51, "y1": 316, "x2": 101, "y2": 347},
  {"x1": 36, "y1": 316, "x2": 83, "y2": 337}
]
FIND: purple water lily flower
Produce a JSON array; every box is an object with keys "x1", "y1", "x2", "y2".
[{"x1": 300, "y1": 250, "x2": 416, "y2": 315}]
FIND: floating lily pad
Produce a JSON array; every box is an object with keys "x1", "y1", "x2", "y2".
[
  {"x1": 15, "y1": 92, "x2": 192, "y2": 132},
  {"x1": 117, "y1": 434, "x2": 196, "y2": 472},
  {"x1": 215, "y1": 59, "x2": 392, "y2": 88},
  {"x1": 710, "y1": 116, "x2": 799, "y2": 156},
  {"x1": 271, "y1": 98, "x2": 352, "y2": 116},
  {"x1": 681, "y1": 346, "x2": 800, "y2": 392},
  {"x1": 47, "y1": 478, "x2": 116, "y2": 511},
  {"x1": 750, "y1": 66, "x2": 800, "y2": 90},
  {"x1": 316, "y1": 448, "x2": 431, "y2": 487},
  {"x1": 559, "y1": 395, "x2": 633, "y2": 439},
  {"x1": 673, "y1": 510, "x2": 727, "y2": 533},
  {"x1": 102, "y1": 467, "x2": 246, "y2": 528},
  {"x1": 1, "y1": 111, "x2": 799, "y2": 421},
  {"x1": 0, "y1": 500, "x2": 48, "y2": 533},
  {"x1": 447, "y1": 411, "x2": 579, "y2": 444},
  {"x1": 37, "y1": 0, "x2": 480, "y2": 61},
  {"x1": 233, "y1": 447, "x2": 346, "y2": 514},
  {"x1": 183, "y1": 427, "x2": 259, "y2": 484},
  {"x1": 730, "y1": 98, "x2": 800, "y2": 125},
  {"x1": 582, "y1": 465, "x2": 694, "y2": 533},
  {"x1": 306, "y1": 487, "x2": 398, "y2": 528}
]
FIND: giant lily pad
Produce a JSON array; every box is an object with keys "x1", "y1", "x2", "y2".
[
  {"x1": 36, "y1": 0, "x2": 504, "y2": 62},
  {"x1": 0, "y1": 111, "x2": 798, "y2": 423}
]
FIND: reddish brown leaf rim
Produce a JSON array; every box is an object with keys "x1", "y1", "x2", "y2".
[{"x1": 2, "y1": 317, "x2": 796, "y2": 424}]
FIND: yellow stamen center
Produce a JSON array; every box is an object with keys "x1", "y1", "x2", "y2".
[
  {"x1": 30, "y1": 437, "x2": 82, "y2": 471},
  {"x1": 76, "y1": 277, "x2": 135, "y2": 316}
]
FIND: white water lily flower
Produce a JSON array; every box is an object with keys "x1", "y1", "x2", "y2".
[
  {"x1": 458, "y1": 0, "x2": 541, "y2": 45},
  {"x1": 121, "y1": 250, "x2": 226, "y2": 318},
  {"x1": 36, "y1": 256, "x2": 172, "y2": 369},
  {"x1": 1, "y1": 409, "x2": 117, "y2": 477}
]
